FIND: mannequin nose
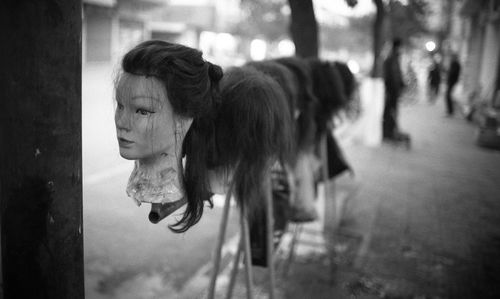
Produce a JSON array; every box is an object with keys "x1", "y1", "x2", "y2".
[{"x1": 115, "y1": 110, "x2": 131, "y2": 132}]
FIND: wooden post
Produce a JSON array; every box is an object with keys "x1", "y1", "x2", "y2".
[{"x1": 0, "y1": 1, "x2": 83, "y2": 298}]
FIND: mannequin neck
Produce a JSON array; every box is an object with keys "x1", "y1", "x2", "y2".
[
  {"x1": 127, "y1": 150, "x2": 184, "y2": 205},
  {"x1": 137, "y1": 152, "x2": 180, "y2": 174}
]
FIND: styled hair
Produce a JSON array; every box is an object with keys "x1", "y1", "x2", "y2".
[
  {"x1": 307, "y1": 58, "x2": 348, "y2": 137},
  {"x1": 245, "y1": 61, "x2": 297, "y2": 120},
  {"x1": 274, "y1": 57, "x2": 318, "y2": 153},
  {"x1": 244, "y1": 60, "x2": 298, "y2": 163},
  {"x1": 212, "y1": 66, "x2": 293, "y2": 214},
  {"x1": 333, "y1": 61, "x2": 357, "y2": 100},
  {"x1": 393, "y1": 38, "x2": 402, "y2": 49},
  {"x1": 117, "y1": 40, "x2": 223, "y2": 233}
]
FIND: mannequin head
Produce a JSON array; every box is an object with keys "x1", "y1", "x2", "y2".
[
  {"x1": 115, "y1": 40, "x2": 223, "y2": 232},
  {"x1": 115, "y1": 73, "x2": 192, "y2": 163}
]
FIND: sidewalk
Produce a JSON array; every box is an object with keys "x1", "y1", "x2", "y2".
[{"x1": 202, "y1": 97, "x2": 500, "y2": 298}]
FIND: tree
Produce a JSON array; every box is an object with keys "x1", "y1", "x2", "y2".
[
  {"x1": 348, "y1": 0, "x2": 429, "y2": 78},
  {"x1": 321, "y1": 15, "x2": 373, "y2": 53},
  {"x1": 288, "y1": 0, "x2": 318, "y2": 58},
  {"x1": 235, "y1": 0, "x2": 289, "y2": 41},
  {"x1": 372, "y1": 0, "x2": 385, "y2": 77},
  {"x1": 237, "y1": 0, "x2": 319, "y2": 58},
  {"x1": 237, "y1": 0, "x2": 429, "y2": 68}
]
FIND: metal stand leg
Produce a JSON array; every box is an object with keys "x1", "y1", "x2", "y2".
[
  {"x1": 321, "y1": 131, "x2": 337, "y2": 282},
  {"x1": 320, "y1": 133, "x2": 334, "y2": 229},
  {"x1": 225, "y1": 238, "x2": 243, "y2": 299},
  {"x1": 208, "y1": 175, "x2": 276, "y2": 299},
  {"x1": 208, "y1": 185, "x2": 234, "y2": 299},
  {"x1": 283, "y1": 223, "x2": 303, "y2": 277},
  {"x1": 265, "y1": 173, "x2": 276, "y2": 299},
  {"x1": 240, "y1": 204, "x2": 254, "y2": 299}
]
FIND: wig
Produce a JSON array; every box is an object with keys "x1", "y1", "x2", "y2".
[
  {"x1": 244, "y1": 60, "x2": 299, "y2": 164},
  {"x1": 306, "y1": 58, "x2": 348, "y2": 137},
  {"x1": 211, "y1": 66, "x2": 293, "y2": 215},
  {"x1": 245, "y1": 60, "x2": 297, "y2": 121},
  {"x1": 117, "y1": 40, "x2": 223, "y2": 233},
  {"x1": 273, "y1": 57, "x2": 318, "y2": 153},
  {"x1": 333, "y1": 61, "x2": 357, "y2": 100}
]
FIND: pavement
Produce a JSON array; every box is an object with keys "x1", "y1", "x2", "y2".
[
  {"x1": 198, "y1": 93, "x2": 500, "y2": 299},
  {"x1": 83, "y1": 65, "x2": 500, "y2": 299}
]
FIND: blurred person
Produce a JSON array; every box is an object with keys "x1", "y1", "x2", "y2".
[
  {"x1": 382, "y1": 38, "x2": 410, "y2": 142},
  {"x1": 445, "y1": 53, "x2": 461, "y2": 116},
  {"x1": 427, "y1": 56, "x2": 442, "y2": 103}
]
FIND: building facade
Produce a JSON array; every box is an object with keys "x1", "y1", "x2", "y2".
[{"x1": 458, "y1": 0, "x2": 500, "y2": 107}]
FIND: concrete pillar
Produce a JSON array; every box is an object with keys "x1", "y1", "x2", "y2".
[{"x1": 0, "y1": 1, "x2": 83, "y2": 298}]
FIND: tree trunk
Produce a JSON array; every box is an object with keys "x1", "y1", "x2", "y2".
[
  {"x1": 0, "y1": 1, "x2": 84, "y2": 298},
  {"x1": 288, "y1": 0, "x2": 319, "y2": 58},
  {"x1": 371, "y1": 0, "x2": 386, "y2": 78}
]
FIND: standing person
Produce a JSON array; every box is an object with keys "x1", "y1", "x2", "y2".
[
  {"x1": 383, "y1": 38, "x2": 408, "y2": 142},
  {"x1": 445, "y1": 53, "x2": 461, "y2": 116},
  {"x1": 427, "y1": 56, "x2": 441, "y2": 103}
]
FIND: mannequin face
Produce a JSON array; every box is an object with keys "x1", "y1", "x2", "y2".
[{"x1": 114, "y1": 73, "x2": 191, "y2": 162}]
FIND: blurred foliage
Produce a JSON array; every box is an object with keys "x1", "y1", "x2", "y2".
[
  {"x1": 232, "y1": 0, "x2": 430, "y2": 52},
  {"x1": 233, "y1": 0, "x2": 289, "y2": 41},
  {"x1": 388, "y1": 0, "x2": 430, "y2": 41},
  {"x1": 321, "y1": 15, "x2": 374, "y2": 53}
]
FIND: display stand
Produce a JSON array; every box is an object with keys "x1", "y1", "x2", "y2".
[
  {"x1": 283, "y1": 132, "x2": 336, "y2": 277},
  {"x1": 207, "y1": 182, "x2": 236, "y2": 299},
  {"x1": 208, "y1": 173, "x2": 276, "y2": 299}
]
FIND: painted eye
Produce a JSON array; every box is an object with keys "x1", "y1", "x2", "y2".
[{"x1": 136, "y1": 109, "x2": 152, "y2": 116}]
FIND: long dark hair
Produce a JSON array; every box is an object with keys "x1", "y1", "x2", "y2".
[
  {"x1": 118, "y1": 40, "x2": 223, "y2": 233},
  {"x1": 245, "y1": 60, "x2": 298, "y2": 164},
  {"x1": 333, "y1": 61, "x2": 357, "y2": 100},
  {"x1": 212, "y1": 66, "x2": 293, "y2": 215},
  {"x1": 274, "y1": 57, "x2": 318, "y2": 153},
  {"x1": 307, "y1": 58, "x2": 348, "y2": 138}
]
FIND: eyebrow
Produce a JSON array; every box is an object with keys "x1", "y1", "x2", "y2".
[{"x1": 131, "y1": 95, "x2": 160, "y2": 102}]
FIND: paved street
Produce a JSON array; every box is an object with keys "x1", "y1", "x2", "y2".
[
  {"x1": 272, "y1": 92, "x2": 500, "y2": 298},
  {"x1": 83, "y1": 65, "x2": 500, "y2": 298}
]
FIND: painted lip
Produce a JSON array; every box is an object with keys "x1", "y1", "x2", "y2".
[{"x1": 118, "y1": 137, "x2": 134, "y2": 147}]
